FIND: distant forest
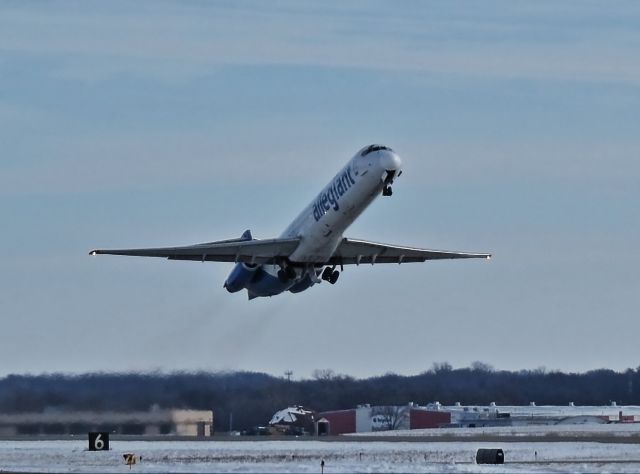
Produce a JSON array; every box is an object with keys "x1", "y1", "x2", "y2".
[{"x1": 1, "y1": 363, "x2": 638, "y2": 430}]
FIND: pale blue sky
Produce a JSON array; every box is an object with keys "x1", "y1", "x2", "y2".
[{"x1": 1, "y1": 1, "x2": 639, "y2": 378}]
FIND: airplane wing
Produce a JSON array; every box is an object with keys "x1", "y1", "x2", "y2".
[
  {"x1": 90, "y1": 237, "x2": 301, "y2": 265},
  {"x1": 91, "y1": 236, "x2": 490, "y2": 266},
  {"x1": 329, "y1": 238, "x2": 491, "y2": 265}
]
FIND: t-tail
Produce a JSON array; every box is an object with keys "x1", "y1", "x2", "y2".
[{"x1": 222, "y1": 230, "x2": 257, "y2": 293}]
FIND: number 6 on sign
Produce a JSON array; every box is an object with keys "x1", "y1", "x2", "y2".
[{"x1": 88, "y1": 432, "x2": 110, "y2": 451}]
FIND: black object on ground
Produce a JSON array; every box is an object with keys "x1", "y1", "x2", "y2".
[{"x1": 476, "y1": 448, "x2": 504, "y2": 464}]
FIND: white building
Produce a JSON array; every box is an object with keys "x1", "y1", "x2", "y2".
[{"x1": 441, "y1": 402, "x2": 640, "y2": 427}]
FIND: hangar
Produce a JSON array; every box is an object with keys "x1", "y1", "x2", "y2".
[
  {"x1": 318, "y1": 402, "x2": 640, "y2": 435},
  {"x1": 0, "y1": 409, "x2": 213, "y2": 436}
]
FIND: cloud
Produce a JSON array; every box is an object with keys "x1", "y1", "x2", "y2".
[
  {"x1": 1, "y1": 1, "x2": 639, "y2": 84},
  {"x1": 0, "y1": 126, "x2": 356, "y2": 196},
  {"x1": 1, "y1": 1, "x2": 640, "y2": 378},
  {"x1": 403, "y1": 140, "x2": 640, "y2": 189}
]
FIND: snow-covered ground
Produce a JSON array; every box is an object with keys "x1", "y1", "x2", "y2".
[{"x1": 1, "y1": 439, "x2": 640, "y2": 473}]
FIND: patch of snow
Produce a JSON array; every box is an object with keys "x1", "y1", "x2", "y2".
[
  {"x1": 1, "y1": 439, "x2": 640, "y2": 473},
  {"x1": 269, "y1": 406, "x2": 313, "y2": 425}
]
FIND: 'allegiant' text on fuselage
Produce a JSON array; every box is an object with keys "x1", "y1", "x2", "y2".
[{"x1": 312, "y1": 167, "x2": 356, "y2": 221}]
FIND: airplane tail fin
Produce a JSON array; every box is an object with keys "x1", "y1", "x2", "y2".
[{"x1": 240, "y1": 229, "x2": 253, "y2": 241}]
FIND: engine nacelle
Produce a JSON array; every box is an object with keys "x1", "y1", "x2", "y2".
[{"x1": 224, "y1": 262, "x2": 258, "y2": 293}]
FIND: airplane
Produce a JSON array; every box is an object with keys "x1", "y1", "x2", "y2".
[{"x1": 90, "y1": 144, "x2": 491, "y2": 299}]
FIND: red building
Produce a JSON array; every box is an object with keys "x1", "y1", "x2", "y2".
[
  {"x1": 409, "y1": 408, "x2": 451, "y2": 429},
  {"x1": 318, "y1": 404, "x2": 451, "y2": 435},
  {"x1": 318, "y1": 409, "x2": 356, "y2": 435}
]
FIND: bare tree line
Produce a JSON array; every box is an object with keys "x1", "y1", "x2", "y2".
[{"x1": 0, "y1": 363, "x2": 637, "y2": 430}]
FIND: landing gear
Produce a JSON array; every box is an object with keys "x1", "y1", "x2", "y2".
[
  {"x1": 321, "y1": 267, "x2": 340, "y2": 284},
  {"x1": 329, "y1": 270, "x2": 340, "y2": 284},
  {"x1": 278, "y1": 264, "x2": 297, "y2": 282},
  {"x1": 306, "y1": 265, "x2": 323, "y2": 284},
  {"x1": 382, "y1": 168, "x2": 396, "y2": 196},
  {"x1": 321, "y1": 267, "x2": 332, "y2": 281}
]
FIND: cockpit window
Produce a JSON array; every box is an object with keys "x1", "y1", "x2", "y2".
[{"x1": 361, "y1": 144, "x2": 392, "y2": 156}]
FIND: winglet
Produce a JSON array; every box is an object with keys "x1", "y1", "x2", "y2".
[
  {"x1": 89, "y1": 250, "x2": 98, "y2": 256},
  {"x1": 240, "y1": 229, "x2": 253, "y2": 241}
]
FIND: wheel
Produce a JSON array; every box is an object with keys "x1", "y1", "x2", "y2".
[
  {"x1": 382, "y1": 186, "x2": 392, "y2": 196},
  {"x1": 321, "y1": 267, "x2": 333, "y2": 281},
  {"x1": 277, "y1": 270, "x2": 288, "y2": 283},
  {"x1": 286, "y1": 266, "x2": 297, "y2": 279},
  {"x1": 329, "y1": 271, "x2": 340, "y2": 284}
]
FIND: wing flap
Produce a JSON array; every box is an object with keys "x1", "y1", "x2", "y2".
[
  {"x1": 329, "y1": 238, "x2": 491, "y2": 265},
  {"x1": 90, "y1": 237, "x2": 301, "y2": 265}
]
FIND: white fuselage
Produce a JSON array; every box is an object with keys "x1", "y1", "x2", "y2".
[
  {"x1": 94, "y1": 142, "x2": 487, "y2": 300},
  {"x1": 223, "y1": 144, "x2": 403, "y2": 297},
  {"x1": 281, "y1": 145, "x2": 402, "y2": 262},
  {"x1": 94, "y1": 142, "x2": 487, "y2": 299}
]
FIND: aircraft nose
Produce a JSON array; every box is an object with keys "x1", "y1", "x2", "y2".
[{"x1": 380, "y1": 151, "x2": 402, "y2": 171}]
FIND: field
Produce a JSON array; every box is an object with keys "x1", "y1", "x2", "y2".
[{"x1": 2, "y1": 438, "x2": 640, "y2": 473}]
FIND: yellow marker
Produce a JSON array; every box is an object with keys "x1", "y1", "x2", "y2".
[{"x1": 123, "y1": 453, "x2": 137, "y2": 469}]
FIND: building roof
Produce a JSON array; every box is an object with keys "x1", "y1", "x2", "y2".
[{"x1": 269, "y1": 406, "x2": 314, "y2": 426}]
